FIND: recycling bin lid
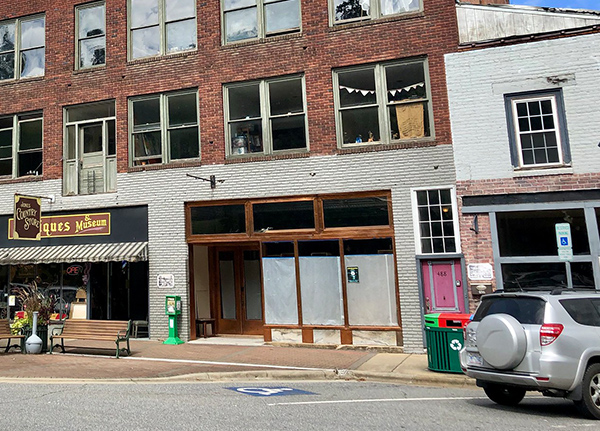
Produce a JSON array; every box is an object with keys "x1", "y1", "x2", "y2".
[
  {"x1": 436, "y1": 312, "x2": 472, "y2": 328},
  {"x1": 423, "y1": 313, "x2": 441, "y2": 327}
]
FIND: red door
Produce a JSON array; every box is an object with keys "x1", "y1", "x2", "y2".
[{"x1": 421, "y1": 259, "x2": 465, "y2": 313}]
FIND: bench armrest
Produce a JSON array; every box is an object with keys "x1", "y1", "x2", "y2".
[{"x1": 51, "y1": 326, "x2": 64, "y2": 336}]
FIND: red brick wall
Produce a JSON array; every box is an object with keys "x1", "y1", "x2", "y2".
[{"x1": 0, "y1": 0, "x2": 460, "y2": 180}]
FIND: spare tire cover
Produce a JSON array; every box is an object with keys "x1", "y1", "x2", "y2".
[{"x1": 476, "y1": 313, "x2": 527, "y2": 370}]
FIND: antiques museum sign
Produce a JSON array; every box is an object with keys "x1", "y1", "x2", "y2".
[
  {"x1": 10, "y1": 211, "x2": 110, "y2": 239},
  {"x1": 13, "y1": 195, "x2": 42, "y2": 240}
]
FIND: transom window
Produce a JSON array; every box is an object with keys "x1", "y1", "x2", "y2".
[
  {"x1": 414, "y1": 189, "x2": 458, "y2": 254},
  {"x1": 224, "y1": 75, "x2": 307, "y2": 156},
  {"x1": 0, "y1": 15, "x2": 45, "y2": 81},
  {"x1": 129, "y1": 0, "x2": 197, "y2": 60},
  {"x1": 130, "y1": 90, "x2": 199, "y2": 166},
  {"x1": 334, "y1": 59, "x2": 431, "y2": 147},
  {"x1": 76, "y1": 2, "x2": 106, "y2": 69},
  {"x1": 222, "y1": 0, "x2": 301, "y2": 44},
  {"x1": 506, "y1": 91, "x2": 569, "y2": 168},
  {"x1": 0, "y1": 112, "x2": 43, "y2": 178},
  {"x1": 331, "y1": 0, "x2": 421, "y2": 24}
]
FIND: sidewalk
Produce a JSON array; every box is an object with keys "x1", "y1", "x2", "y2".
[{"x1": 0, "y1": 337, "x2": 475, "y2": 387}]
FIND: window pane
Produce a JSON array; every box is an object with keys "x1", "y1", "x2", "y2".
[
  {"x1": 80, "y1": 37, "x2": 105, "y2": 67},
  {"x1": 82, "y1": 124, "x2": 103, "y2": 153},
  {"x1": 169, "y1": 127, "x2": 199, "y2": 159},
  {"x1": 0, "y1": 159, "x2": 10, "y2": 176},
  {"x1": 323, "y1": 196, "x2": 389, "y2": 228},
  {"x1": 166, "y1": 0, "x2": 195, "y2": 21},
  {"x1": 67, "y1": 101, "x2": 115, "y2": 122},
  {"x1": 0, "y1": 22, "x2": 15, "y2": 52},
  {"x1": 571, "y1": 262, "x2": 595, "y2": 289},
  {"x1": 107, "y1": 120, "x2": 116, "y2": 155},
  {"x1": 132, "y1": 27, "x2": 160, "y2": 58},
  {"x1": 389, "y1": 102, "x2": 428, "y2": 139},
  {"x1": 386, "y1": 62, "x2": 426, "y2": 103},
  {"x1": 79, "y1": 5, "x2": 105, "y2": 38},
  {"x1": 0, "y1": 52, "x2": 15, "y2": 80},
  {"x1": 269, "y1": 79, "x2": 303, "y2": 115},
  {"x1": 265, "y1": 0, "x2": 300, "y2": 33},
  {"x1": 502, "y1": 262, "x2": 566, "y2": 290},
  {"x1": 224, "y1": 0, "x2": 256, "y2": 10},
  {"x1": 19, "y1": 120, "x2": 42, "y2": 150},
  {"x1": 133, "y1": 131, "x2": 161, "y2": 158},
  {"x1": 341, "y1": 107, "x2": 379, "y2": 144},
  {"x1": 18, "y1": 151, "x2": 42, "y2": 176},
  {"x1": 334, "y1": 0, "x2": 370, "y2": 21},
  {"x1": 133, "y1": 98, "x2": 160, "y2": 130},
  {"x1": 271, "y1": 115, "x2": 306, "y2": 151},
  {"x1": 131, "y1": 0, "x2": 159, "y2": 27},
  {"x1": 253, "y1": 201, "x2": 315, "y2": 231},
  {"x1": 20, "y1": 17, "x2": 45, "y2": 49},
  {"x1": 339, "y1": 68, "x2": 376, "y2": 107},
  {"x1": 229, "y1": 84, "x2": 260, "y2": 119},
  {"x1": 497, "y1": 210, "x2": 589, "y2": 257},
  {"x1": 20, "y1": 48, "x2": 45, "y2": 78},
  {"x1": 66, "y1": 125, "x2": 75, "y2": 159},
  {"x1": 380, "y1": 0, "x2": 419, "y2": 14},
  {"x1": 168, "y1": 93, "x2": 197, "y2": 127},
  {"x1": 166, "y1": 20, "x2": 196, "y2": 52},
  {"x1": 190, "y1": 205, "x2": 246, "y2": 234},
  {"x1": 225, "y1": 8, "x2": 258, "y2": 42},
  {"x1": 230, "y1": 120, "x2": 262, "y2": 154}
]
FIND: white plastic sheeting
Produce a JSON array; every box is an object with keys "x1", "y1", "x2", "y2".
[
  {"x1": 345, "y1": 254, "x2": 397, "y2": 326},
  {"x1": 299, "y1": 256, "x2": 344, "y2": 325},
  {"x1": 263, "y1": 257, "x2": 298, "y2": 324}
]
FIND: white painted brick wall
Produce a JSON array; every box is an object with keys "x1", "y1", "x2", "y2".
[
  {"x1": 445, "y1": 32, "x2": 600, "y2": 181},
  {"x1": 0, "y1": 145, "x2": 456, "y2": 351}
]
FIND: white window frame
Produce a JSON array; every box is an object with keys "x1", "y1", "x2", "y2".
[
  {"x1": 75, "y1": 1, "x2": 106, "y2": 70},
  {"x1": 220, "y1": 0, "x2": 302, "y2": 45},
  {"x1": 328, "y1": 0, "x2": 422, "y2": 26},
  {"x1": 128, "y1": 89, "x2": 200, "y2": 166},
  {"x1": 127, "y1": 0, "x2": 197, "y2": 60},
  {"x1": 332, "y1": 58, "x2": 433, "y2": 148},
  {"x1": 223, "y1": 75, "x2": 308, "y2": 158},
  {"x1": 0, "y1": 14, "x2": 45, "y2": 81},
  {"x1": 411, "y1": 187, "x2": 461, "y2": 255},
  {"x1": 506, "y1": 92, "x2": 568, "y2": 169},
  {"x1": 0, "y1": 112, "x2": 43, "y2": 178}
]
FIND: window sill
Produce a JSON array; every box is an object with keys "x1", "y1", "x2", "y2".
[
  {"x1": 73, "y1": 65, "x2": 107, "y2": 75},
  {"x1": 221, "y1": 32, "x2": 302, "y2": 50},
  {"x1": 128, "y1": 159, "x2": 202, "y2": 173},
  {"x1": 329, "y1": 10, "x2": 424, "y2": 32},
  {"x1": 0, "y1": 175, "x2": 44, "y2": 185},
  {"x1": 338, "y1": 139, "x2": 437, "y2": 154},
  {"x1": 127, "y1": 49, "x2": 199, "y2": 66},
  {"x1": 0, "y1": 75, "x2": 44, "y2": 87},
  {"x1": 512, "y1": 165, "x2": 573, "y2": 177},
  {"x1": 225, "y1": 151, "x2": 310, "y2": 164}
]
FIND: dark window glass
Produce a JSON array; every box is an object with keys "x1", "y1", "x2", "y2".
[
  {"x1": 253, "y1": 201, "x2": 314, "y2": 231},
  {"x1": 19, "y1": 119, "x2": 42, "y2": 150},
  {"x1": 560, "y1": 298, "x2": 600, "y2": 327},
  {"x1": 298, "y1": 240, "x2": 340, "y2": 257},
  {"x1": 571, "y1": 262, "x2": 595, "y2": 289},
  {"x1": 66, "y1": 101, "x2": 114, "y2": 122},
  {"x1": 343, "y1": 238, "x2": 393, "y2": 255},
  {"x1": 323, "y1": 196, "x2": 389, "y2": 228},
  {"x1": 262, "y1": 241, "x2": 294, "y2": 257},
  {"x1": 502, "y1": 262, "x2": 567, "y2": 290},
  {"x1": 190, "y1": 205, "x2": 246, "y2": 235},
  {"x1": 18, "y1": 151, "x2": 42, "y2": 176},
  {"x1": 497, "y1": 210, "x2": 589, "y2": 256},
  {"x1": 473, "y1": 296, "x2": 546, "y2": 324}
]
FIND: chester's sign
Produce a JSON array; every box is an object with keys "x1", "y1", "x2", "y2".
[
  {"x1": 13, "y1": 195, "x2": 41, "y2": 240},
  {"x1": 9, "y1": 213, "x2": 110, "y2": 239}
]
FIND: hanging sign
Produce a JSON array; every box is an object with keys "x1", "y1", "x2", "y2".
[{"x1": 13, "y1": 195, "x2": 42, "y2": 240}]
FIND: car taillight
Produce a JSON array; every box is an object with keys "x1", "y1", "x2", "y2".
[
  {"x1": 464, "y1": 322, "x2": 477, "y2": 347},
  {"x1": 540, "y1": 323, "x2": 563, "y2": 346}
]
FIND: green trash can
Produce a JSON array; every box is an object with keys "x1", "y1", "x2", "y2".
[{"x1": 424, "y1": 313, "x2": 470, "y2": 374}]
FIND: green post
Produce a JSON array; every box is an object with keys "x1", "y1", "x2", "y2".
[{"x1": 163, "y1": 295, "x2": 184, "y2": 345}]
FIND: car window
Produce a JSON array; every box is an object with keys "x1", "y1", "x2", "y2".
[
  {"x1": 473, "y1": 296, "x2": 546, "y2": 324},
  {"x1": 560, "y1": 298, "x2": 600, "y2": 327}
]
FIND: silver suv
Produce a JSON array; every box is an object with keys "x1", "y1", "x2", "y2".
[{"x1": 460, "y1": 289, "x2": 600, "y2": 419}]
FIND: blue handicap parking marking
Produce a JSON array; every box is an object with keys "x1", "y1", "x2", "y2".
[
  {"x1": 227, "y1": 387, "x2": 316, "y2": 397},
  {"x1": 560, "y1": 237, "x2": 569, "y2": 246}
]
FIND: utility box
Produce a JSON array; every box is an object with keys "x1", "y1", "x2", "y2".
[{"x1": 424, "y1": 313, "x2": 471, "y2": 373}]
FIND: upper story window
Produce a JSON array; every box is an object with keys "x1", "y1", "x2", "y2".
[
  {"x1": 333, "y1": 58, "x2": 431, "y2": 147},
  {"x1": 0, "y1": 112, "x2": 43, "y2": 178},
  {"x1": 224, "y1": 75, "x2": 307, "y2": 157},
  {"x1": 64, "y1": 101, "x2": 116, "y2": 195},
  {"x1": 223, "y1": 0, "x2": 301, "y2": 44},
  {"x1": 0, "y1": 15, "x2": 45, "y2": 81},
  {"x1": 505, "y1": 90, "x2": 570, "y2": 169},
  {"x1": 76, "y1": 2, "x2": 106, "y2": 69},
  {"x1": 130, "y1": 90, "x2": 199, "y2": 166},
  {"x1": 413, "y1": 188, "x2": 459, "y2": 254},
  {"x1": 331, "y1": 0, "x2": 420, "y2": 24},
  {"x1": 129, "y1": 0, "x2": 197, "y2": 60}
]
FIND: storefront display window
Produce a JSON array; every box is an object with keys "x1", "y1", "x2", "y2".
[
  {"x1": 323, "y1": 196, "x2": 389, "y2": 228},
  {"x1": 262, "y1": 242, "x2": 298, "y2": 325},
  {"x1": 190, "y1": 204, "x2": 246, "y2": 235},
  {"x1": 253, "y1": 201, "x2": 314, "y2": 231}
]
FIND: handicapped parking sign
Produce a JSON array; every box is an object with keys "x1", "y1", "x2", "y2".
[
  {"x1": 228, "y1": 387, "x2": 315, "y2": 397},
  {"x1": 555, "y1": 223, "x2": 573, "y2": 261}
]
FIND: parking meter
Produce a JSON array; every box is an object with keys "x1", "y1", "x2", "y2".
[{"x1": 163, "y1": 295, "x2": 184, "y2": 345}]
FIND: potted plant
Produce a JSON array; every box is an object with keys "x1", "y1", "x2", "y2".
[{"x1": 11, "y1": 281, "x2": 55, "y2": 352}]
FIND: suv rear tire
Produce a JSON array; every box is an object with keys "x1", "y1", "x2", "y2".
[
  {"x1": 483, "y1": 384, "x2": 526, "y2": 406},
  {"x1": 574, "y1": 363, "x2": 600, "y2": 419}
]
